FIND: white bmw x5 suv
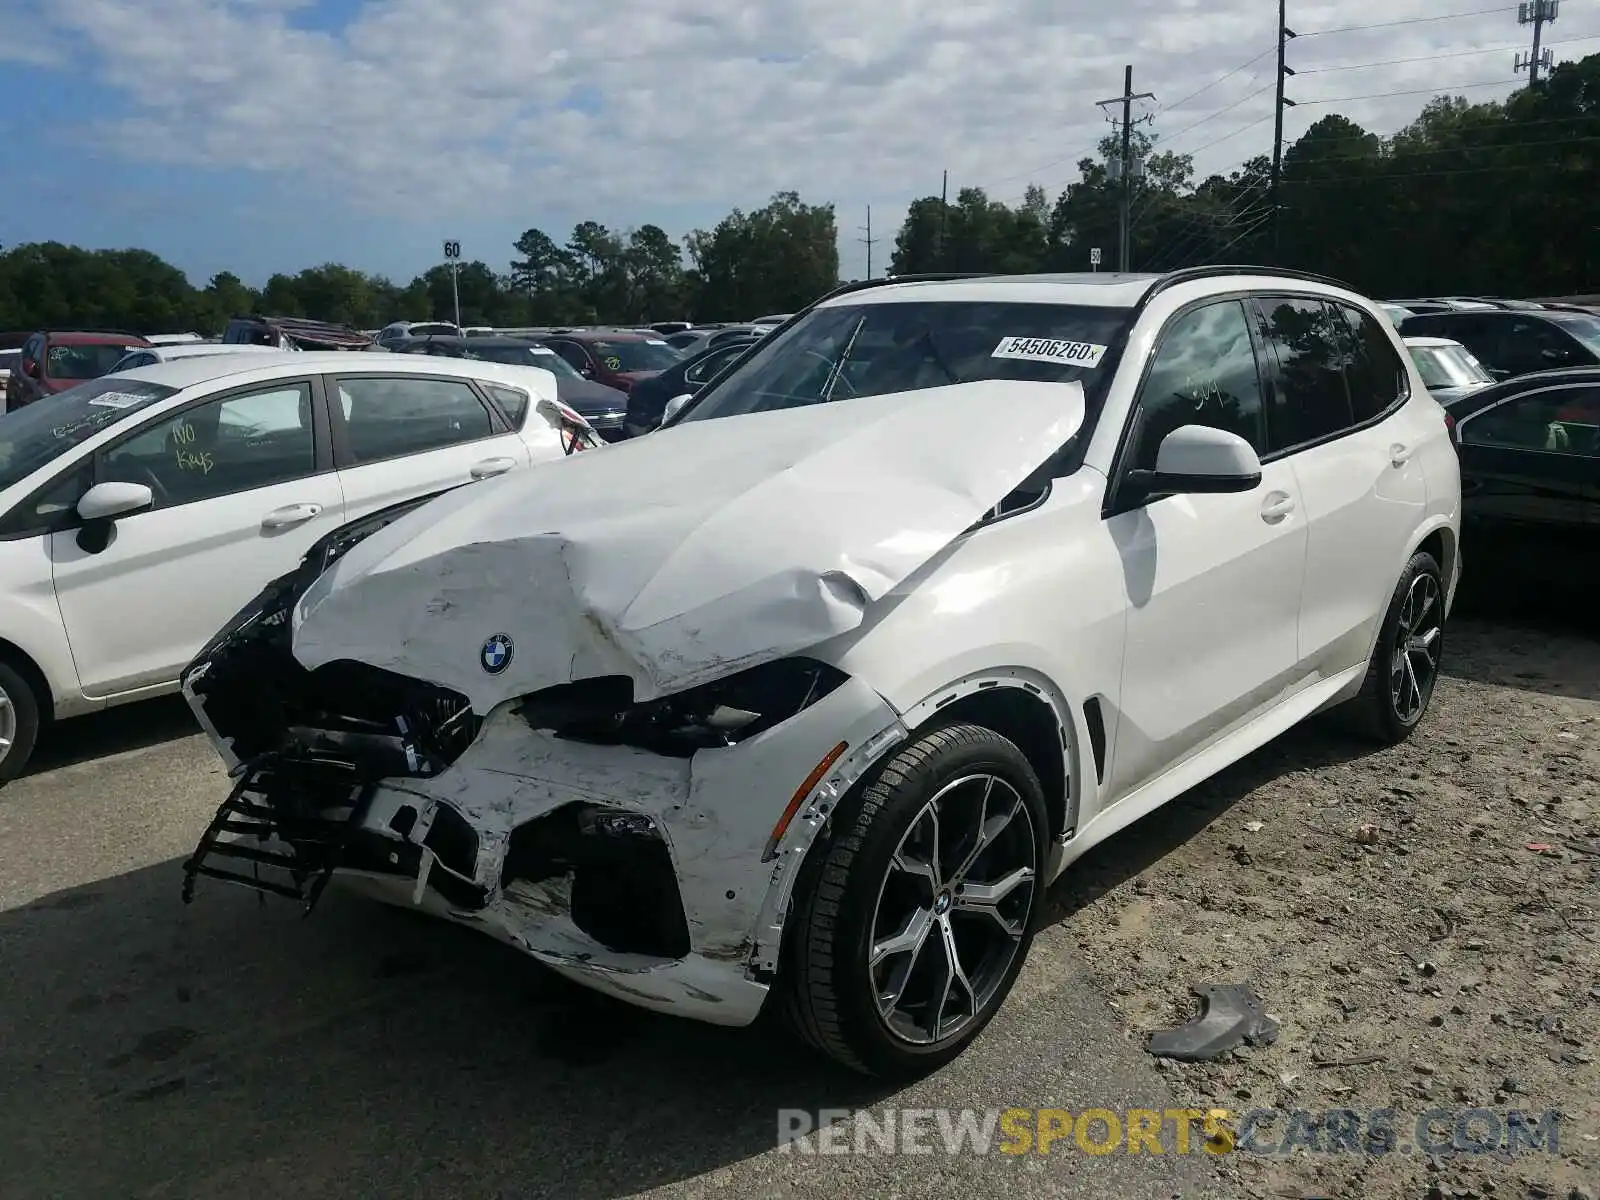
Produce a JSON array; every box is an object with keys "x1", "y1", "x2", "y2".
[{"x1": 182, "y1": 267, "x2": 1461, "y2": 1076}]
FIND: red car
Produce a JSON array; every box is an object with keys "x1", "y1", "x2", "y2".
[
  {"x1": 7, "y1": 330, "x2": 153, "y2": 410},
  {"x1": 534, "y1": 330, "x2": 682, "y2": 394}
]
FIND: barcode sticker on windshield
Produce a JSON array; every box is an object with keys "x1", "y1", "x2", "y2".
[
  {"x1": 645, "y1": 338, "x2": 668, "y2": 345},
  {"x1": 991, "y1": 336, "x2": 1107, "y2": 368},
  {"x1": 530, "y1": 347, "x2": 555, "y2": 354},
  {"x1": 88, "y1": 391, "x2": 152, "y2": 409}
]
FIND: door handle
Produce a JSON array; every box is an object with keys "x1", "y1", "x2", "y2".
[
  {"x1": 260, "y1": 502, "x2": 324, "y2": 529},
  {"x1": 1390, "y1": 443, "x2": 1413, "y2": 467},
  {"x1": 1260, "y1": 492, "x2": 1296, "y2": 523},
  {"x1": 470, "y1": 457, "x2": 517, "y2": 480}
]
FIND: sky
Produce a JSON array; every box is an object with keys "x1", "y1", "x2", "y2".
[{"x1": 2, "y1": 0, "x2": 1598, "y2": 294}]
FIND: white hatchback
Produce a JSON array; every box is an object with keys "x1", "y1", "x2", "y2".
[
  {"x1": 0, "y1": 351, "x2": 598, "y2": 778},
  {"x1": 183, "y1": 268, "x2": 1461, "y2": 1076}
]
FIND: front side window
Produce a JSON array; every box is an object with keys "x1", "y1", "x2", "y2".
[
  {"x1": 1256, "y1": 297, "x2": 1353, "y2": 446},
  {"x1": 1127, "y1": 300, "x2": 1267, "y2": 471},
  {"x1": 100, "y1": 382, "x2": 316, "y2": 507},
  {"x1": 0, "y1": 377, "x2": 177, "y2": 493},
  {"x1": 684, "y1": 343, "x2": 751, "y2": 386},
  {"x1": 1460, "y1": 386, "x2": 1600, "y2": 456},
  {"x1": 336, "y1": 376, "x2": 494, "y2": 463},
  {"x1": 680, "y1": 300, "x2": 1133, "y2": 423}
]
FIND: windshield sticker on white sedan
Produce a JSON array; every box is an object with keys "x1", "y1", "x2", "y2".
[
  {"x1": 87, "y1": 391, "x2": 156, "y2": 409},
  {"x1": 991, "y1": 336, "x2": 1107, "y2": 368},
  {"x1": 645, "y1": 338, "x2": 668, "y2": 345},
  {"x1": 530, "y1": 347, "x2": 556, "y2": 355}
]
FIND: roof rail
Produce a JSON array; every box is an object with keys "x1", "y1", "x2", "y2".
[
  {"x1": 817, "y1": 272, "x2": 999, "y2": 303},
  {"x1": 1144, "y1": 263, "x2": 1359, "y2": 303}
]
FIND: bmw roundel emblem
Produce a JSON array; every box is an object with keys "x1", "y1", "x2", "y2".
[{"x1": 480, "y1": 633, "x2": 514, "y2": 674}]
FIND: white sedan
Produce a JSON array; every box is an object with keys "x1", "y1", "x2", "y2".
[
  {"x1": 183, "y1": 269, "x2": 1460, "y2": 1076},
  {"x1": 0, "y1": 351, "x2": 598, "y2": 779}
]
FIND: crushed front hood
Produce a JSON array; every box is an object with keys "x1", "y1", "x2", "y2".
[{"x1": 292, "y1": 381, "x2": 1085, "y2": 712}]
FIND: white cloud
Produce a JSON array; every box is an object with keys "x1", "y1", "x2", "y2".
[{"x1": 25, "y1": 0, "x2": 1600, "y2": 266}]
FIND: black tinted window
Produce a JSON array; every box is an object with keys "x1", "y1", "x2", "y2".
[
  {"x1": 336, "y1": 377, "x2": 494, "y2": 463},
  {"x1": 1332, "y1": 302, "x2": 1408, "y2": 422},
  {"x1": 1129, "y1": 300, "x2": 1266, "y2": 470},
  {"x1": 1257, "y1": 297, "x2": 1353, "y2": 446}
]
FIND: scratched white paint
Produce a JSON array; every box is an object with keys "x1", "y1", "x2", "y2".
[{"x1": 291, "y1": 379, "x2": 1086, "y2": 714}]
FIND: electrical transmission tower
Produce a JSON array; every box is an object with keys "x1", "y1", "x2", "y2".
[
  {"x1": 1095, "y1": 66, "x2": 1156, "y2": 272},
  {"x1": 1515, "y1": 0, "x2": 1559, "y2": 85},
  {"x1": 858, "y1": 206, "x2": 879, "y2": 279}
]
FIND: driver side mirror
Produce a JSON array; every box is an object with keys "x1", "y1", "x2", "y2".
[
  {"x1": 661, "y1": 393, "x2": 694, "y2": 425},
  {"x1": 1125, "y1": 425, "x2": 1262, "y2": 504},
  {"x1": 75, "y1": 481, "x2": 154, "y2": 554},
  {"x1": 21, "y1": 359, "x2": 39, "y2": 378}
]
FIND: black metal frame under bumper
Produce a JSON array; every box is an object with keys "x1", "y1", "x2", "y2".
[{"x1": 181, "y1": 756, "x2": 486, "y2": 914}]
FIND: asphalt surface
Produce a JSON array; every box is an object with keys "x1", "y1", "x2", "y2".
[{"x1": 0, "y1": 698, "x2": 1235, "y2": 1200}]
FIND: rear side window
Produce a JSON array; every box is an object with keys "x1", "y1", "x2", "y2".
[
  {"x1": 483, "y1": 383, "x2": 531, "y2": 427},
  {"x1": 1331, "y1": 302, "x2": 1409, "y2": 422},
  {"x1": 335, "y1": 376, "x2": 495, "y2": 464},
  {"x1": 1255, "y1": 297, "x2": 1353, "y2": 447}
]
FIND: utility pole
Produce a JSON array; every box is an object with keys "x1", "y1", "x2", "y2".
[
  {"x1": 1096, "y1": 67, "x2": 1155, "y2": 273},
  {"x1": 1516, "y1": 0, "x2": 1558, "y2": 85},
  {"x1": 938, "y1": 169, "x2": 948, "y2": 269},
  {"x1": 1269, "y1": 0, "x2": 1298, "y2": 263},
  {"x1": 858, "y1": 206, "x2": 879, "y2": 279}
]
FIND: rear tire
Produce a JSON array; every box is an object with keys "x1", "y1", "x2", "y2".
[
  {"x1": 1337, "y1": 550, "x2": 1445, "y2": 745},
  {"x1": 780, "y1": 722, "x2": 1048, "y2": 1077},
  {"x1": 0, "y1": 659, "x2": 42, "y2": 784}
]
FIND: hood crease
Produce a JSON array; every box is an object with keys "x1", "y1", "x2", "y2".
[{"x1": 291, "y1": 380, "x2": 1087, "y2": 712}]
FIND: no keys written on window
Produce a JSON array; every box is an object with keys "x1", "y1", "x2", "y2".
[{"x1": 171, "y1": 419, "x2": 213, "y2": 474}]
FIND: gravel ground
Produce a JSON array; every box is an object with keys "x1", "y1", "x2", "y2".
[{"x1": 1048, "y1": 595, "x2": 1600, "y2": 1200}]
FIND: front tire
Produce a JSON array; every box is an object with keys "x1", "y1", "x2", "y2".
[
  {"x1": 0, "y1": 659, "x2": 42, "y2": 784},
  {"x1": 780, "y1": 722, "x2": 1048, "y2": 1076},
  {"x1": 1338, "y1": 550, "x2": 1445, "y2": 745}
]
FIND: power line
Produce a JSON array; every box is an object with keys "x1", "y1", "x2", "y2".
[
  {"x1": 1298, "y1": 6, "x2": 1518, "y2": 38},
  {"x1": 1284, "y1": 155, "x2": 1597, "y2": 183},
  {"x1": 1158, "y1": 45, "x2": 1278, "y2": 115},
  {"x1": 1280, "y1": 132, "x2": 1600, "y2": 167},
  {"x1": 1161, "y1": 81, "x2": 1277, "y2": 146},
  {"x1": 1296, "y1": 41, "x2": 1537, "y2": 72},
  {"x1": 1293, "y1": 78, "x2": 1524, "y2": 106}
]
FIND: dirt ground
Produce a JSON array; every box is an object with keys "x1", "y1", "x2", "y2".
[{"x1": 1048, "y1": 588, "x2": 1600, "y2": 1200}]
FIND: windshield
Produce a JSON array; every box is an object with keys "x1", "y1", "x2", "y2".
[
  {"x1": 0, "y1": 377, "x2": 177, "y2": 493},
  {"x1": 1547, "y1": 312, "x2": 1600, "y2": 357},
  {"x1": 463, "y1": 344, "x2": 581, "y2": 377},
  {"x1": 678, "y1": 300, "x2": 1132, "y2": 422},
  {"x1": 46, "y1": 342, "x2": 144, "y2": 380},
  {"x1": 591, "y1": 339, "x2": 681, "y2": 372},
  {"x1": 1409, "y1": 344, "x2": 1493, "y2": 389}
]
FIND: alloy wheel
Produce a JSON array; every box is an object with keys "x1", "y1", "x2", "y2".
[
  {"x1": 867, "y1": 773, "x2": 1037, "y2": 1045},
  {"x1": 1390, "y1": 570, "x2": 1442, "y2": 725}
]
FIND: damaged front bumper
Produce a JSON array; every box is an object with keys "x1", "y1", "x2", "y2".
[{"x1": 180, "y1": 554, "x2": 907, "y2": 1026}]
